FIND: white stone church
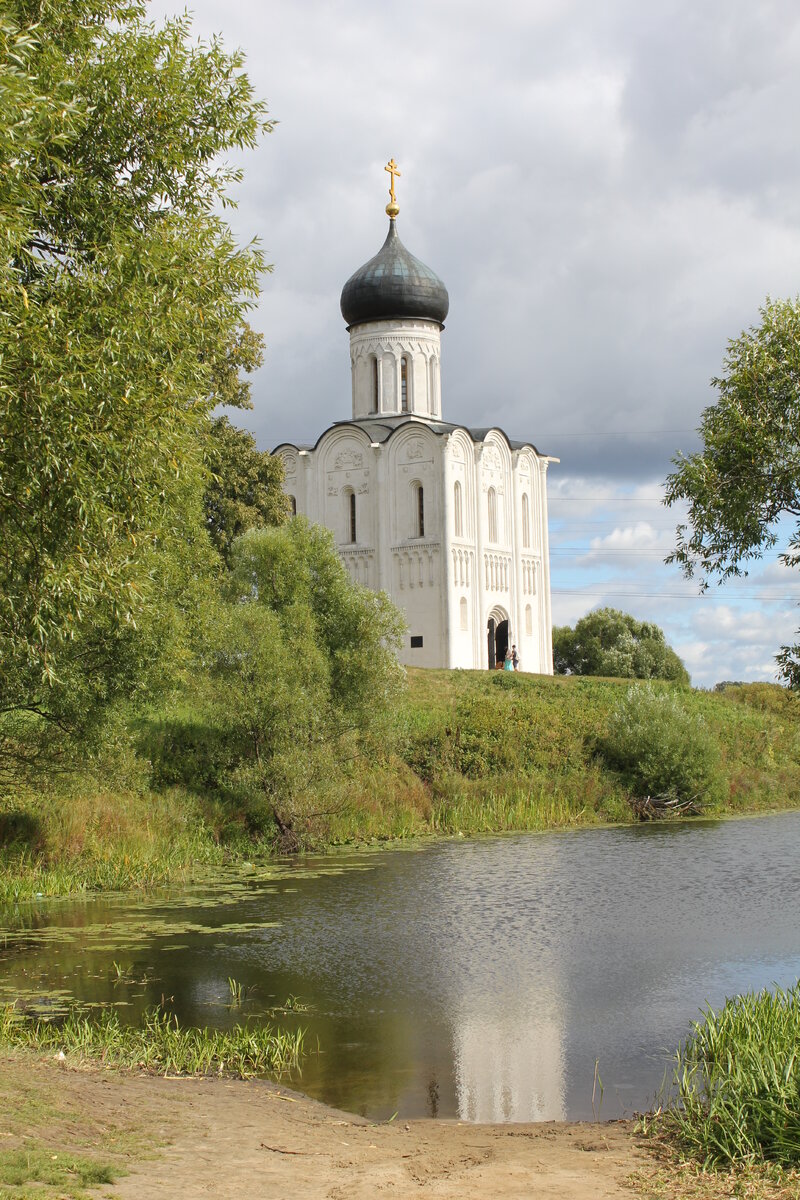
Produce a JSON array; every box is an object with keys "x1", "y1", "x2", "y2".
[{"x1": 275, "y1": 166, "x2": 557, "y2": 673}]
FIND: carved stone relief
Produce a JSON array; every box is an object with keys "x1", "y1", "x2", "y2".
[
  {"x1": 334, "y1": 449, "x2": 363, "y2": 470},
  {"x1": 482, "y1": 445, "x2": 501, "y2": 473}
]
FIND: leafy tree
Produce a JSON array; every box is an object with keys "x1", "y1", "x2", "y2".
[
  {"x1": 204, "y1": 417, "x2": 288, "y2": 565},
  {"x1": 151, "y1": 520, "x2": 406, "y2": 847},
  {"x1": 665, "y1": 299, "x2": 800, "y2": 686},
  {"x1": 0, "y1": 0, "x2": 271, "y2": 709},
  {"x1": 226, "y1": 520, "x2": 406, "y2": 735},
  {"x1": 553, "y1": 607, "x2": 690, "y2": 683}
]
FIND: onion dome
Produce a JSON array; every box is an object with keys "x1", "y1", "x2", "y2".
[{"x1": 340, "y1": 218, "x2": 450, "y2": 328}]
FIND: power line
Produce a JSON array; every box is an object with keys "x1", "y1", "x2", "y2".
[
  {"x1": 538, "y1": 429, "x2": 698, "y2": 439},
  {"x1": 550, "y1": 548, "x2": 788, "y2": 558},
  {"x1": 551, "y1": 496, "x2": 668, "y2": 503},
  {"x1": 552, "y1": 588, "x2": 798, "y2": 602}
]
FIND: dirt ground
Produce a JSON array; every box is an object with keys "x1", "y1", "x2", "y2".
[{"x1": 0, "y1": 1050, "x2": 663, "y2": 1200}]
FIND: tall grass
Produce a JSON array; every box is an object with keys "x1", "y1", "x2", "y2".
[
  {"x1": 662, "y1": 984, "x2": 800, "y2": 1166},
  {"x1": 0, "y1": 1004, "x2": 306, "y2": 1078},
  {"x1": 430, "y1": 783, "x2": 591, "y2": 834}
]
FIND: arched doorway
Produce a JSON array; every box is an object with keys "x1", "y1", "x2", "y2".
[
  {"x1": 487, "y1": 608, "x2": 510, "y2": 669},
  {"x1": 495, "y1": 618, "x2": 509, "y2": 666}
]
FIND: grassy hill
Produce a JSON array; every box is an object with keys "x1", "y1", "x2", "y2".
[{"x1": 2, "y1": 670, "x2": 799, "y2": 901}]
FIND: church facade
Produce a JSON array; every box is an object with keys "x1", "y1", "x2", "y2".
[{"x1": 275, "y1": 166, "x2": 557, "y2": 673}]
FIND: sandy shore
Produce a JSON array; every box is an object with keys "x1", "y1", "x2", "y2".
[{"x1": 0, "y1": 1050, "x2": 660, "y2": 1199}]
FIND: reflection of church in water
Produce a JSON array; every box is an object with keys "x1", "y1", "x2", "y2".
[{"x1": 275, "y1": 162, "x2": 557, "y2": 672}]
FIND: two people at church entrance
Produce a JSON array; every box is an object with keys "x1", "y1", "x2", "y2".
[
  {"x1": 502, "y1": 645, "x2": 520, "y2": 671},
  {"x1": 503, "y1": 645, "x2": 520, "y2": 671},
  {"x1": 488, "y1": 618, "x2": 519, "y2": 671}
]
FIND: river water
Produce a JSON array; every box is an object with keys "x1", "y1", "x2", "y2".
[{"x1": 2, "y1": 812, "x2": 799, "y2": 1122}]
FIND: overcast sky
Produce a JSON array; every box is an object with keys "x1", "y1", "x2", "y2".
[{"x1": 150, "y1": 0, "x2": 800, "y2": 686}]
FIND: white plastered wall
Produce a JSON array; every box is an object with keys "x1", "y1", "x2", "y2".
[
  {"x1": 277, "y1": 422, "x2": 555, "y2": 675},
  {"x1": 385, "y1": 424, "x2": 444, "y2": 667}
]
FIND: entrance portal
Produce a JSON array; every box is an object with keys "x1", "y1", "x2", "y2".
[
  {"x1": 495, "y1": 619, "x2": 509, "y2": 666},
  {"x1": 487, "y1": 613, "x2": 510, "y2": 669}
]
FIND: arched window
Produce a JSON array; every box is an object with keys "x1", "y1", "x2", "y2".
[
  {"x1": 344, "y1": 489, "x2": 356, "y2": 543},
  {"x1": 521, "y1": 492, "x2": 530, "y2": 548},
  {"x1": 460, "y1": 596, "x2": 469, "y2": 630},
  {"x1": 288, "y1": 495, "x2": 297, "y2": 516},
  {"x1": 487, "y1": 487, "x2": 498, "y2": 543},
  {"x1": 400, "y1": 357, "x2": 409, "y2": 412},
  {"x1": 371, "y1": 356, "x2": 379, "y2": 413},
  {"x1": 525, "y1": 604, "x2": 533, "y2": 637},
  {"x1": 412, "y1": 482, "x2": 424, "y2": 538},
  {"x1": 454, "y1": 480, "x2": 463, "y2": 537}
]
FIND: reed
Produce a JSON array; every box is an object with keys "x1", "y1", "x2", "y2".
[
  {"x1": 661, "y1": 984, "x2": 800, "y2": 1166},
  {"x1": 0, "y1": 1004, "x2": 306, "y2": 1078}
]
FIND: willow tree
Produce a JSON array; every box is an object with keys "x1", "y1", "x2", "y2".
[{"x1": 0, "y1": 1, "x2": 272, "y2": 719}]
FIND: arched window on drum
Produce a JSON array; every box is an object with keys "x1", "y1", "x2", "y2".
[{"x1": 371, "y1": 355, "x2": 379, "y2": 413}]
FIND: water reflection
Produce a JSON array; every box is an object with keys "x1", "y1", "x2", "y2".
[
  {"x1": 453, "y1": 1006, "x2": 565, "y2": 1121},
  {"x1": 2, "y1": 814, "x2": 800, "y2": 1122}
]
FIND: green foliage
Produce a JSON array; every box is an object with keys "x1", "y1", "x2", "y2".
[
  {"x1": 663, "y1": 984, "x2": 800, "y2": 1166},
  {"x1": 227, "y1": 521, "x2": 406, "y2": 730},
  {"x1": 204, "y1": 416, "x2": 288, "y2": 564},
  {"x1": 597, "y1": 684, "x2": 722, "y2": 802},
  {"x1": 553, "y1": 607, "x2": 690, "y2": 683},
  {"x1": 2, "y1": 670, "x2": 800, "y2": 900},
  {"x1": 665, "y1": 298, "x2": 800, "y2": 685},
  {"x1": 146, "y1": 520, "x2": 406, "y2": 844},
  {"x1": 0, "y1": 0, "x2": 271, "y2": 714}
]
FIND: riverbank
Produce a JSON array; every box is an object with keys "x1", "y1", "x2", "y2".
[
  {"x1": 2, "y1": 1050, "x2": 798, "y2": 1200},
  {"x1": 1, "y1": 672, "x2": 798, "y2": 902}
]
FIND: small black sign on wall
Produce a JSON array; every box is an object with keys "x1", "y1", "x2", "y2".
[{"x1": 410, "y1": 635, "x2": 423, "y2": 648}]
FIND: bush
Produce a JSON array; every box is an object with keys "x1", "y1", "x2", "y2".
[
  {"x1": 665, "y1": 984, "x2": 800, "y2": 1166},
  {"x1": 598, "y1": 684, "x2": 722, "y2": 802}
]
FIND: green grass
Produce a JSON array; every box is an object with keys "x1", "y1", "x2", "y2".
[
  {"x1": 653, "y1": 984, "x2": 800, "y2": 1168},
  {"x1": 0, "y1": 1148, "x2": 119, "y2": 1200},
  {"x1": 0, "y1": 1004, "x2": 306, "y2": 1079},
  {"x1": 1, "y1": 671, "x2": 799, "y2": 901}
]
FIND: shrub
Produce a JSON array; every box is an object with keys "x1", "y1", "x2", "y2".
[{"x1": 598, "y1": 684, "x2": 722, "y2": 802}]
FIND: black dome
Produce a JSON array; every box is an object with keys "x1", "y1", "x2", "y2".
[{"x1": 340, "y1": 219, "x2": 449, "y2": 328}]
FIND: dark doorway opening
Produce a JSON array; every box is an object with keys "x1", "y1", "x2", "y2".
[
  {"x1": 495, "y1": 619, "x2": 509, "y2": 667},
  {"x1": 487, "y1": 617, "x2": 510, "y2": 669}
]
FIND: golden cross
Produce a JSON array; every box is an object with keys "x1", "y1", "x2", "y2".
[{"x1": 385, "y1": 158, "x2": 401, "y2": 205}]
